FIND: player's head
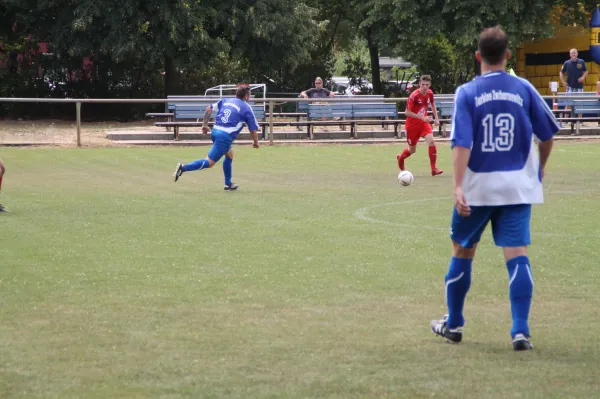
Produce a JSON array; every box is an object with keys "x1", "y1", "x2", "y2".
[
  {"x1": 476, "y1": 25, "x2": 510, "y2": 67},
  {"x1": 569, "y1": 48, "x2": 578, "y2": 61},
  {"x1": 236, "y1": 86, "x2": 251, "y2": 101},
  {"x1": 314, "y1": 77, "x2": 324, "y2": 87},
  {"x1": 419, "y1": 75, "x2": 432, "y2": 93}
]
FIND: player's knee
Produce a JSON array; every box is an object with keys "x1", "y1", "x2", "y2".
[
  {"x1": 408, "y1": 146, "x2": 417, "y2": 154},
  {"x1": 452, "y1": 242, "x2": 476, "y2": 258},
  {"x1": 503, "y1": 246, "x2": 528, "y2": 262}
]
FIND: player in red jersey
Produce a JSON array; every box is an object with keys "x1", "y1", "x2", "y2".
[{"x1": 397, "y1": 75, "x2": 443, "y2": 176}]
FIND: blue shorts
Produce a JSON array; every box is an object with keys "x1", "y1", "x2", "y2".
[
  {"x1": 450, "y1": 204, "x2": 532, "y2": 248},
  {"x1": 207, "y1": 129, "x2": 233, "y2": 162}
]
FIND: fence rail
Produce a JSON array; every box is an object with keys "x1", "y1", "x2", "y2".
[{"x1": 0, "y1": 95, "x2": 591, "y2": 146}]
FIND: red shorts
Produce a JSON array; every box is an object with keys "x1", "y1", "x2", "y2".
[{"x1": 405, "y1": 123, "x2": 433, "y2": 146}]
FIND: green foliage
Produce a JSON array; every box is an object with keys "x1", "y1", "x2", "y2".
[
  {"x1": 401, "y1": 35, "x2": 475, "y2": 93},
  {"x1": 337, "y1": 37, "x2": 373, "y2": 91}
]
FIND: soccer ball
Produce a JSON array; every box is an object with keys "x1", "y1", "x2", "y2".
[{"x1": 398, "y1": 171, "x2": 414, "y2": 186}]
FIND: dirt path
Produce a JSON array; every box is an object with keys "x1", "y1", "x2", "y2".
[{"x1": 2, "y1": 119, "x2": 600, "y2": 147}]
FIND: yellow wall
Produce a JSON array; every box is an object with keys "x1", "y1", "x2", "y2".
[{"x1": 517, "y1": 14, "x2": 598, "y2": 94}]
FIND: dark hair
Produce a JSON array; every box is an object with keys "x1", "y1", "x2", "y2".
[
  {"x1": 236, "y1": 86, "x2": 251, "y2": 99},
  {"x1": 479, "y1": 26, "x2": 508, "y2": 65},
  {"x1": 420, "y1": 75, "x2": 432, "y2": 82}
]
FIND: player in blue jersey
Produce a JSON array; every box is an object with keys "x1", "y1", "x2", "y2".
[
  {"x1": 430, "y1": 26, "x2": 558, "y2": 351},
  {"x1": 172, "y1": 86, "x2": 260, "y2": 190}
]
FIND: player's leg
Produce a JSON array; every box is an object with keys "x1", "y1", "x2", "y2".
[
  {"x1": 0, "y1": 158, "x2": 5, "y2": 189},
  {"x1": 431, "y1": 206, "x2": 491, "y2": 343},
  {"x1": 222, "y1": 148, "x2": 237, "y2": 191},
  {"x1": 397, "y1": 129, "x2": 418, "y2": 170},
  {"x1": 0, "y1": 159, "x2": 5, "y2": 212},
  {"x1": 173, "y1": 132, "x2": 224, "y2": 182},
  {"x1": 491, "y1": 205, "x2": 534, "y2": 350},
  {"x1": 423, "y1": 133, "x2": 443, "y2": 176}
]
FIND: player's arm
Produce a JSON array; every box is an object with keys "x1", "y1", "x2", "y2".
[
  {"x1": 246, "y1": 107, "x2": 261, "y2": 148},
  {"x1": 450, "y1": 87, "x2": 473, "y2": 216},
  {"x1": 529, "y1": 84, "x2": 559, "y2": 179},
  {"x1": 327, "y1": 89, "x2": 335, "y2": 98},
  {"x1": 202, "y1": 105, "x2": 212, "y2": 134},
  {"x1": 430, "y1": 97, "x2": 440, "y2": 126},
  {"x1": 538, "y1": 139, "x2": 553, "y2": 180},
  {"x1": 249, "y1": 130, "x2": 260, "y2": 148}
]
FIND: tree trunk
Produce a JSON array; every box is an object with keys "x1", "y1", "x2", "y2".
[
  {"x1": 163, "y1": 53, "x2": 178, "y2": 96},
  {"x1": 366, "y1": 27, "x2": 381, "y2": 95}
]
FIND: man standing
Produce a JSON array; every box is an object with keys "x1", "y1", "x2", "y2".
[
  {"x1": 560, "y1": 49, "x2": 588, "y2": 123},
  {"x1": 172, "y1": 86, "x2": 260, "y2": 190},
  {"x1": 300, "y1": 77, "x2": 336, "y2": 132},
  {"x1": 560, "y1": 48, "x2": 588, "y2": 93},
  {"x1": 396, "y1": 75, "x2": 443, "y2": 176},
  {"x1": 429, "y1": 26, "x2": 559, "y2": 351},
  {"x1": 300, "y1": 77, "x2": 335, "y2": 100}
]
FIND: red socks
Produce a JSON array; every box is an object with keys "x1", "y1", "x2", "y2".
[
  {"x1": 428, "y1": 145, "x2": 437, "y2": 170},
  {"x1": 400, "y1": 148, "x2": 411, "y2": 160},
  {"x1": 0, "y1": 176, "x2": 3, "y2": 192}
]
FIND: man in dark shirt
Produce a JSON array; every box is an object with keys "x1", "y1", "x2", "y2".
[
  {"x1": 300, "y1": 77, "x2": 336, "y2": 132},
  {"x1": 559, "y1": 48, "x2": 588, "y2": 124},
  {"x1": 300, "y1": 77, "x2": 335, "y2": 99},
  {"x1": 560, "y1": 48, "x2": 588, "y2": 92}
]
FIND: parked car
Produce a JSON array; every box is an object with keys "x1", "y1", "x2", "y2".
[
  {"x1": 330, "y1": 76, "x2": 373, "y2": 95},
  {"x1": 383, "y1": 79, "x2": 417, "y2": 94}
]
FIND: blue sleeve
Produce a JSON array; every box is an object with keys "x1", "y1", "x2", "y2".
[
  {"x1": 561, "y1": 62, "x2": 567, "y2": 73},
  {"x1": 450, "y1": 86, "x2": 473, "y2": 149},
  {"x1": 246, "y1": 106, "x2": 260, "y2": 131},
  {"x1": 529, "y1": 86, "x2": 560, "y2": 142},
  {"x1": 581, "y1": 60, "x2": 588, "y2": 71},
  {"x1": 211, "y1": 100, "x2": 222, "y2": 113}
]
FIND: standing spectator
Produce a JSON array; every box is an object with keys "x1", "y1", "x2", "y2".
[
  {"x1": 300, "y1": 77, "x2": 335, "y2": 132},
  {"x1": 300, "y1": 77, "x2": 335, "y2": 100},
  {"x1": 560, "y1": 48, "x2": 588, "y2": 123}
]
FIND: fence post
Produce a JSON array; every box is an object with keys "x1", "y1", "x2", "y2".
[
  {"x1": 76, "y1": 102, "x2": 82, "y2": 147},
  {"x1": 269, "y1": 100, "x2": 274, "y2": 145}
]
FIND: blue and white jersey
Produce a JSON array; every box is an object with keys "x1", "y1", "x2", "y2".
[
  {"x1": 211, "y1": 98, "x2": 260, "y2": 139},
  {"x1": 451, "y1": 71, "x2": 560, "y2": 206}
]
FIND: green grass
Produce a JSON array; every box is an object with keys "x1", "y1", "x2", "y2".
[{"x1": 1, "y1": 143, "x2": 599, "y2": 398}]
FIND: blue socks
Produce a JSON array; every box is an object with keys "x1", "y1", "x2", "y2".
[
  {"x1": 180, "y1": 157, "x2": 233, "y2": 185},
  {"x1": 182, "y1": 159, "x2": 210, "y2": 172},
  {"x1": 506, "y1": 256, "x2": 533, "y2": 338},
  {"x1": 445, "y1": 257, "x2": 473, "y2": 329},
  {"x1": 223, "y1": 157, "x2": 233, "y2": 186}
]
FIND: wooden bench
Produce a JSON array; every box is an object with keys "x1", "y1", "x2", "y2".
[
  {"x1": 306, "y1": 102, "x2": 402, "y2": 139},
  {"x1": 570, "y1": 97, "x2": 600, "y2": 134},
  {"x1": 147, "y1": 96, "x2": 238, "y2": 131},
  {"x1": 435, "y1": 101, "x2": 454, "y2": 137},
  {"x1": 297, "y1": 95, "x2": 384, "y2": 131},
  {"x1": 155, "y1": 103, "x2": 265, "y2": 140}
]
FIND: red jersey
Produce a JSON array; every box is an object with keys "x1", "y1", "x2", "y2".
[{"x1": 405, "y1": 89, "x2": 434, "y2": 129}]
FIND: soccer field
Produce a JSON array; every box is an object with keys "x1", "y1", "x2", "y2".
[{"x1": 1, "y1": 143, "x2": 599, "y2": 398}]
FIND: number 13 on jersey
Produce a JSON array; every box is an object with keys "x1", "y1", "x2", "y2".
[{"x1": 482, "y1": 113, "x2": 514, "y2": 152}]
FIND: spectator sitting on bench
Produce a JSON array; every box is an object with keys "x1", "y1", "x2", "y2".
[{"x1": 300, "y1": 77, "x2": 335, "y2": 132}]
